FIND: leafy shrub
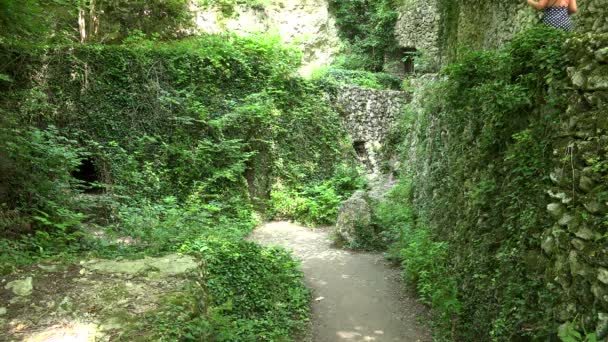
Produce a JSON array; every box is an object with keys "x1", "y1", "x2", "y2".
[
  {"x1": 177, "y1": 238, "x2": 310, "y2": 341},
  {"x1": 371, "y1": 179, "x2": 413, "y2": 258},
  {"x1": 312, "y1": 67, "x2": 401, "y2": 90},
  {"x1": 270, "y1": 164, "x2": 366, "y2": 226},
  {"x1": 400, "y1": 226, "x2": 460, "y2": 335},
  {"x1": 103, "y1": 194, "x2": 256, "y2": 256},
  {"x1": 0, "y1": 124, "x2": 86, "y2": 234},
  {"x1": 271, "y1": 181, "x2": 341, "y2": 226},
  {"x1": 383, "y1": 26, "x2": 571, "y2": 340}
]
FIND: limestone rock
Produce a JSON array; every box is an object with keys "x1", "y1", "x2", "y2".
[
  {"x1": 596, "y1": 47, "x2": 608, "y2": 62},
  {"x1": 335, "y1": 86, "x2": 408, "y2": 174},
  {"x1": 4, "y1": 277, "x2": 33, "y2": 296},
  {"x1": 541, "y1": 235, "x2": 556, "y2": 255},
  {"x1": 558, "y1": 213, "x2": 578, "y2": 231},
  {"x1": 191, "y1": 0, "x2": 341, "y2": 76},
  {"x1": 569, "y1": 251, "x2": 589, "y2": 277},
  {"x1": 587, "y1": 66, "x2": 608, "y2": 90},
  {"x1": 591, "y1": 282, "x2": 608, "y2": 302},
  {"x1": 571, "y1": 238, "x2": 586, "y2": 251},
  {"x1": 575, "y1": 226, "x2": 596, "y2": 241},
  {"x1": 83, "y1": 254, "x2": 198, "y2": 276},
  {"x1": 598, "y1": 268, "x2": 608, "y2": 285},
  {"x1": 550, "y1": 168, "x2": 567, "y2": 186},
  {"x1": 334, "y1": 191, "x2": 372, "y2": 247},
  {"x1": 547, "y1": 203, "x2": 564, "y2": 218},
  {"x1": 584, "y1": 200, "x2": 607, "y2": 215},
  {"x1": 571, "y1": 69, "x2": 588, "y2": 89},
  {"x1": 597, "y1": 312, "x2": 608, "y2": 339},
  {"x1": 579, "y1": 175, "x2": 595, "y2": 193}
]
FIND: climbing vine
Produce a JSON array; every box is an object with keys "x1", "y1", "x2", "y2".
[{"x1": 379, "y1": 26, "x2": 574, "y2": 340}]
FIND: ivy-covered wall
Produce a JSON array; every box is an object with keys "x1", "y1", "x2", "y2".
[
  {"x1": 545, "y1": 33, "x2": 608, "y2": 336},
  {"x1": 395, "y1": 0, "x2": 607, "y2": 65},
  {"x1": 396, "y1": 29, "x2": 608, "y2": 340}
]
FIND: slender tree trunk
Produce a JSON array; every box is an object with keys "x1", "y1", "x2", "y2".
[
  {"x1": 89, "y1": 0, "x2": 99, "y2": 38},
  {"x1": 78, "y1": 4, "x2": 87, "y2": 43}
]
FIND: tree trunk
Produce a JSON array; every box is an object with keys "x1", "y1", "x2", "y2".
[{"x1": 78, "y1": 5, "x2": 87, "y2": 43}]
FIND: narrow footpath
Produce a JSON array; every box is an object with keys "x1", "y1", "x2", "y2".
[{"x1": 250, "y1": 221, "x2": 431, "y2": 342}]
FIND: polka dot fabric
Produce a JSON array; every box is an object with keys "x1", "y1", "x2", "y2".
[{"x1": 543, "y1": 7, "x2": 573, "y2": 31}]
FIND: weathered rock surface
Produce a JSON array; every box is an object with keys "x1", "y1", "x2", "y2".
[
  {"x1": 334, "y1": 86, "x2": 409, "y2": 175},
  {"x1": 192, "y1": 0, "x2": 341, "y2": 76},
  {"x1": 82, "y1": 254, "x2": 198, "y2": 276},
  {"x1": 4, "y1": 277, "x2": 33, "y2": 297},
  {"x1": 395, "y1": 0, "x2": 606, "y2": 66},
  {"x1": 334, "y1": 191, "x2": 372, "y2": 247},
  {"x1": 1, "y1": 254, "x2": 197, "y2": 341}
]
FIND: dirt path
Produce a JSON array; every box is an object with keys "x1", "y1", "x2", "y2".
[{"x1": 249, "y1": 221, "x2": 431, "y2": 342}]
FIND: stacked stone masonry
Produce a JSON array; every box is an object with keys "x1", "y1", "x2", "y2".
[
  {"x1": 543, "y1": 34, "x2": 608, "y2": 334},
  {"x1": 334, "y1": 86, "x2": 410, "y2": 175}
]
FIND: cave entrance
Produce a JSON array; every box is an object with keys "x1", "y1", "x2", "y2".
[{"x1": 72, "y1": 157, "x2": 103, "y2": 193}]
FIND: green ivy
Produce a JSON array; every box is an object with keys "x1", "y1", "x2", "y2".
[{"x1": 379, "y1": 26, "x2": 572, "y2": 340}]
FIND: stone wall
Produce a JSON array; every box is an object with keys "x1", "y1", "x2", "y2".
[
  {"x1": 395, "y1": 0, "x2": 607, "y2": 66},
  {"x1": 191, "y1": 0, "x2": 341, "y2": 77},
  {"x1": 334, "y1": 86, "x2": 409, "y2": 175},
  {"x1": 542, "y1": 33, "x2": 608, "y2": 335},
  {"x1": 394, "y1": 0, "x2": 441, "y2": 65},
  {"x1": 400, "y1": 34, "x2": 608, "y2": 338}
]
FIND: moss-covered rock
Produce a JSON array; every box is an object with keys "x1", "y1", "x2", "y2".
[{"x1": 333, "y1": 191, "x2": 373, "y2": 248}]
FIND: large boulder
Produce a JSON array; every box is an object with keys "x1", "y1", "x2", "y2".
[{"x1": 334, "y1": 191, "x2": 373, "y2": 248}]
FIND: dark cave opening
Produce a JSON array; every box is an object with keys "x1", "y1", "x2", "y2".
[
  {"x1": 353, "y1": 140, "x2": 372, "y2": 170},
  {"x1": 72, "y1": 157, "x2": 103, "y2": 193}
]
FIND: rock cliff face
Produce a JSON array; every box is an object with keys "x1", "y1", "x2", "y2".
[{"x1": 192, "y1": 0, "x2": 341, "y2": 76}]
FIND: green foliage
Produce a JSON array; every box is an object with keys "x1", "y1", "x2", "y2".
[
  {"x1": 121, "y1": 238, "x2": 309, "y2": 341},
  {"x1": 271, "y1": 181, "x2": 341, "y2": 226},
  {"x1": 0, "y1": 0, "x2": 195, "y2": 43},
  {"x1": 558, "y1": 321, "x2": 598, "y2": 342},
  {"x1": 175, "y1": 238, "x2": 310, "y2": 341},
  {"x1": 0, "y1": 14, "x2": 358, "y2": 338},
  {"x1": 400, "y1": 226, "x2": 461, "y2": 332},
  {"x1": 86, "y1": 0, "x2": 194, "y2": 42},
  {"x1": 0, "y1": 32, "x2": 353, "y2": 269},
  {"x1": 371, "y1": 179, "x2": 413, "y2": 257},
  {"x1": 378, "y1": 26, "x2": 573, "y2": 340},
  {"x1": 270, "y1": 163, "x2": 366, "y2": 226},
  {"x1": 0, "y1": 124, "x2": 86, "y2": 233},
  {"x1": 328, "y1": 0, "x2": 399, "y2": 71},
  {"x1": 371, "y1": 178, "x2": 460, "y2": 332},
  {"x1": 0, "y1": 0, "x2": 46, "y2": 40},
  {"x1": 103, "y1": 194, "x2": 256, "y2": 256},
  {"x1": 312, "y1": 67, "x2": 401, "y2": 90}
]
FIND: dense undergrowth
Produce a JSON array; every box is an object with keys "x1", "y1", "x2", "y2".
[
  {"x1": 122, "y1": 239, "x2": 310, "y2": 341},
  {"x1": 0, "y1": 29, "x2": 364, "y2": 338},
  {"x1": 372, "y1": 27, "x2": 604, "y2": 341}
]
